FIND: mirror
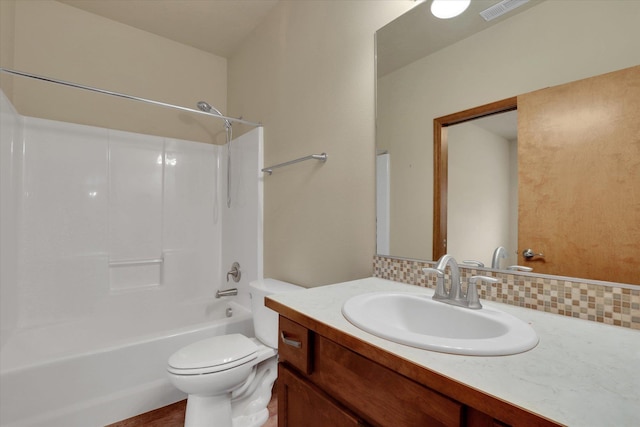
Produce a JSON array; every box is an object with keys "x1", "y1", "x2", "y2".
[
  {"x1": 440, "y1": 107, "x2": 519, "y2": 269},
  {"x1": 375, "y1": 0, "x2": 640, "y2": 284}
]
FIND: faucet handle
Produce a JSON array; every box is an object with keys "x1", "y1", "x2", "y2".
[
  {"x1": 507, "y1": 265, "x2": 533, "y2": 272},
  {"x1": 422, "y1": 267, "x2": 443, "y2": 277},
  {"x1": 226, "y1": 261, "x2": 241, "y2": 283},
  {"x1": 463, "y1": 260, "x2": 485, "y2": 268},
  {"x1": 466, "y1": 275, "x2": 499, "y2": 309},
  {"x1": 422, "y1": 267, "x2": 447, "y2": 299}
]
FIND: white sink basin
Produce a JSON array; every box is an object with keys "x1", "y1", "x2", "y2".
[{"x1": 342, "y1": 291, "x2": 538, "y2": 356}]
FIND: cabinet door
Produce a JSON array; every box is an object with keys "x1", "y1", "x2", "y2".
[{"x1": 278, "y1": 364, "x2": 366, "y2": 427}]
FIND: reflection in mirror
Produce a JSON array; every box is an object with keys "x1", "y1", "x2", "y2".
[
  {"x1": 447, "y1": 110, "x2": 518, "y2": 268},
  {"x1": 432, "y1": 97, "x2": 519, "y2": 267},
  {"x1": 376, "y1": 151, "x2": 391, "y2": 255},
  {"x1": 375, "y1": 0, "x2": 640, "y2": 285}
]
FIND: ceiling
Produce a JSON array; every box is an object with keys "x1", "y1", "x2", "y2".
[
  {"x1": 58, "y1": 0, "x2": 280, "y2": 58},
  {"x1": 377, "y1": 0, "x2": 543, "y2": 77},
  {"x1": 58, "y1": 0, "x2": 543, "y2": 67}
]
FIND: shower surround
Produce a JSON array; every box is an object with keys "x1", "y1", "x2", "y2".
[{"x1": 0, "y1": 90, "x2": 264, "y2": 426}]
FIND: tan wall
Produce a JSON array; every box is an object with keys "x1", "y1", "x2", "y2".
[
  {"x1": 228, "y1": 1, "x2": 413, "y2": 287},
  {"x1": 5, "y1": 0, "x2": 228, "y2": 144},
  {"x1": 0, "y1": 0, "x2": 16, "y2": 97}
]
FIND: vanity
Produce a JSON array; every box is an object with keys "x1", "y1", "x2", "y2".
[{"x1": 266, "y1": 278, "x2": 639, "y2": 427}]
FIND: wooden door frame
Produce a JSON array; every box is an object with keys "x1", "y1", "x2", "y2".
[{"x1": 432, "y1": 97, "x2": 518, "y2": 259}]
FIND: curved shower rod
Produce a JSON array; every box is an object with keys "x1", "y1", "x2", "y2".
[{"x1": 0, "y1": 67, "x2": 262, "y2": 128}]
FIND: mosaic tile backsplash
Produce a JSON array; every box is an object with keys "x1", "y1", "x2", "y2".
[{"x1": 373, "y1": 256, "x2": 640, "y2": 330}]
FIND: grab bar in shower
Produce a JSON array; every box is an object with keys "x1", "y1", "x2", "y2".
[
  {"x1": 109, "y1": 257, "x2": 164, "y2": 267},
  {"x1": 262, "y1": 153, "x2": 327, "y2": 175}
]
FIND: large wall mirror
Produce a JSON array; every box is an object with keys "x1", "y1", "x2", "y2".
[{"x1": 375, "y1": 0, "x2": 640, "y2": 285}]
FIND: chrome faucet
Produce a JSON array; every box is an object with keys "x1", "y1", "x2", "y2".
[
  {"x1": 491, "y1": 246, "x2": 507, "y2": 269},
  {"x1": 423, "y1": 254, "x2": 463, "y2": 303},
  {"x1": 423, "y1": 254, "x2": 497, "y2": 310}
]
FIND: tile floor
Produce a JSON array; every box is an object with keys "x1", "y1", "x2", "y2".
[{"x1": 264, "y1": 395, "x2": 278, "y2": 427}]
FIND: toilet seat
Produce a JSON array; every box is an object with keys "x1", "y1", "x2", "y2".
[{"x1": 168, "y1": 334, "x2": 258, "y2": 375}]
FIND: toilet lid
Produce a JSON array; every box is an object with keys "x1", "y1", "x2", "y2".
[{"x1": 168, "y1": 334, "x2": 258, "y2": 373}]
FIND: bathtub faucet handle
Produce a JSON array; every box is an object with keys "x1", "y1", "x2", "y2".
[{"x1": 226, "y1": 261, "x2": 241, "y2": 283}]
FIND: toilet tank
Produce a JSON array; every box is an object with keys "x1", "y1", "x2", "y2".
[{"x1": 249, "y1": 278, "x2": 304, "y2": 348}]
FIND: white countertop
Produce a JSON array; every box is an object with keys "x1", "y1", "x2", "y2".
[{"x1": 268, "y1": 277, "x2": 640, "y2": 427}]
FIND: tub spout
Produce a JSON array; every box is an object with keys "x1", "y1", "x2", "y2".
[{"x1": 216, "y1": 288, "x2": 238, "y2": 298}]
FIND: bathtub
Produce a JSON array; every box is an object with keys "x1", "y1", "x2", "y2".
[{"x1": 0, "y1": 298, "x2": 253, "y2": 427}]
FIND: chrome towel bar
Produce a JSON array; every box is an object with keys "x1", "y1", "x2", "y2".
[{"x1": 262, "y1": 153, "x2": 327, "y2": 175}]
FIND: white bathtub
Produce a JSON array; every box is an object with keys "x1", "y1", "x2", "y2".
[{"x1": 0, "y1": 298, "x2": 253, "y2": 427}]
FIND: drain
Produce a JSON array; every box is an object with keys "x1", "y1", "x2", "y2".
[{"x1": 226, "y1": 307, "x2": 233, "y2": 318}]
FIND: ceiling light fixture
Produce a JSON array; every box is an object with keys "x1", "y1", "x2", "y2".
[{"x1": 430, "y1": 0, "x2": 471, "y2": 19}]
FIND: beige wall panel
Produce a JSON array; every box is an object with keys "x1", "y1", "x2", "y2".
[
  {"x1": 228, "y1": 1, "x2": 413, "y2": 287},
  {"x1": 0, "y1": 0, "x2": 16, "y2": 97},
  {"x1": 10, "y1": 0, "x2": 228, "y2": 144}
]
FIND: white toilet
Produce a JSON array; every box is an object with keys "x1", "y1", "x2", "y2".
[{"x1": 167, "y1": 278, "x2": 302, "y2": 427}]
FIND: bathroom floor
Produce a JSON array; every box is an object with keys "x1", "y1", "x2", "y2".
[{"x1": 107, "y1": 393, "x2": 278, "y2": 427}]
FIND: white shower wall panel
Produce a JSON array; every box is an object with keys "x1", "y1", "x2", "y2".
[
  {"x1": 0, "y1": 91, "x2": 23, "y2": 344},
  {"x1": 20, "y1": 118, "x2": 110, "y2": 328},
  {"x1": 22, "y1": 119, "x2": 109, "y2": 259},
  {"x1": 221, "y1": 127, "x2": 263, "y2": 309},
  {"x1": 163, "y1": 138, "x2": 222, "y2": 300},
  {"x1": 14, "y1": 117, "x2": 225, "y2": 331},
  {"x1": 108, "y1": 130, "x2": 164, "y2": 290},
  {"x1": 108, "y1": 130, "x2": 164, "y2": 261}
]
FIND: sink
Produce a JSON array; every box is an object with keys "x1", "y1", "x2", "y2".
[{"x1": 342, "y1": 291, "x2": 538, "y2": 356}]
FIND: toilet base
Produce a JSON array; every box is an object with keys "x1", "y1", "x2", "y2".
[
  {"x1": 179, "y1": 348, "x2": 278, "y2": 427},
  {"x1": 232, "y1": 408, "x2": 269, "y2": 427},
  {"x1": 184, "y1": 393, "x2": 232, "y2": 427},
  {"x1": 231, "y1": 356, "x2": 278, "y2": 427}
]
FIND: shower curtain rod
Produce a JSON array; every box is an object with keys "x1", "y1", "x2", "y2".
[{"x1": 0, "y1": 67, "x2": 262, "y2": 128}]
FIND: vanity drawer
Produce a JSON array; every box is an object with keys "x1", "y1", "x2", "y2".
[
  {"x1": 278, "y1": 316, "x2": 313, "y2": 374},
  {"x1": 311, "y1": 335, "x2": 463, "y2": 427}
]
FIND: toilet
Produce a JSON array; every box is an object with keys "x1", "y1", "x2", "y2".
[{"x1": 167, "y1": 278, "x2": 302, "y2": 427}]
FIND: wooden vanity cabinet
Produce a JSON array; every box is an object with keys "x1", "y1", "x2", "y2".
[
  {"x1": 278, "y1": 365, "x2": 367, "y2": 427},
  {"x1": 277, "y1": 316, "x2": 512, "y2": 427}
]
